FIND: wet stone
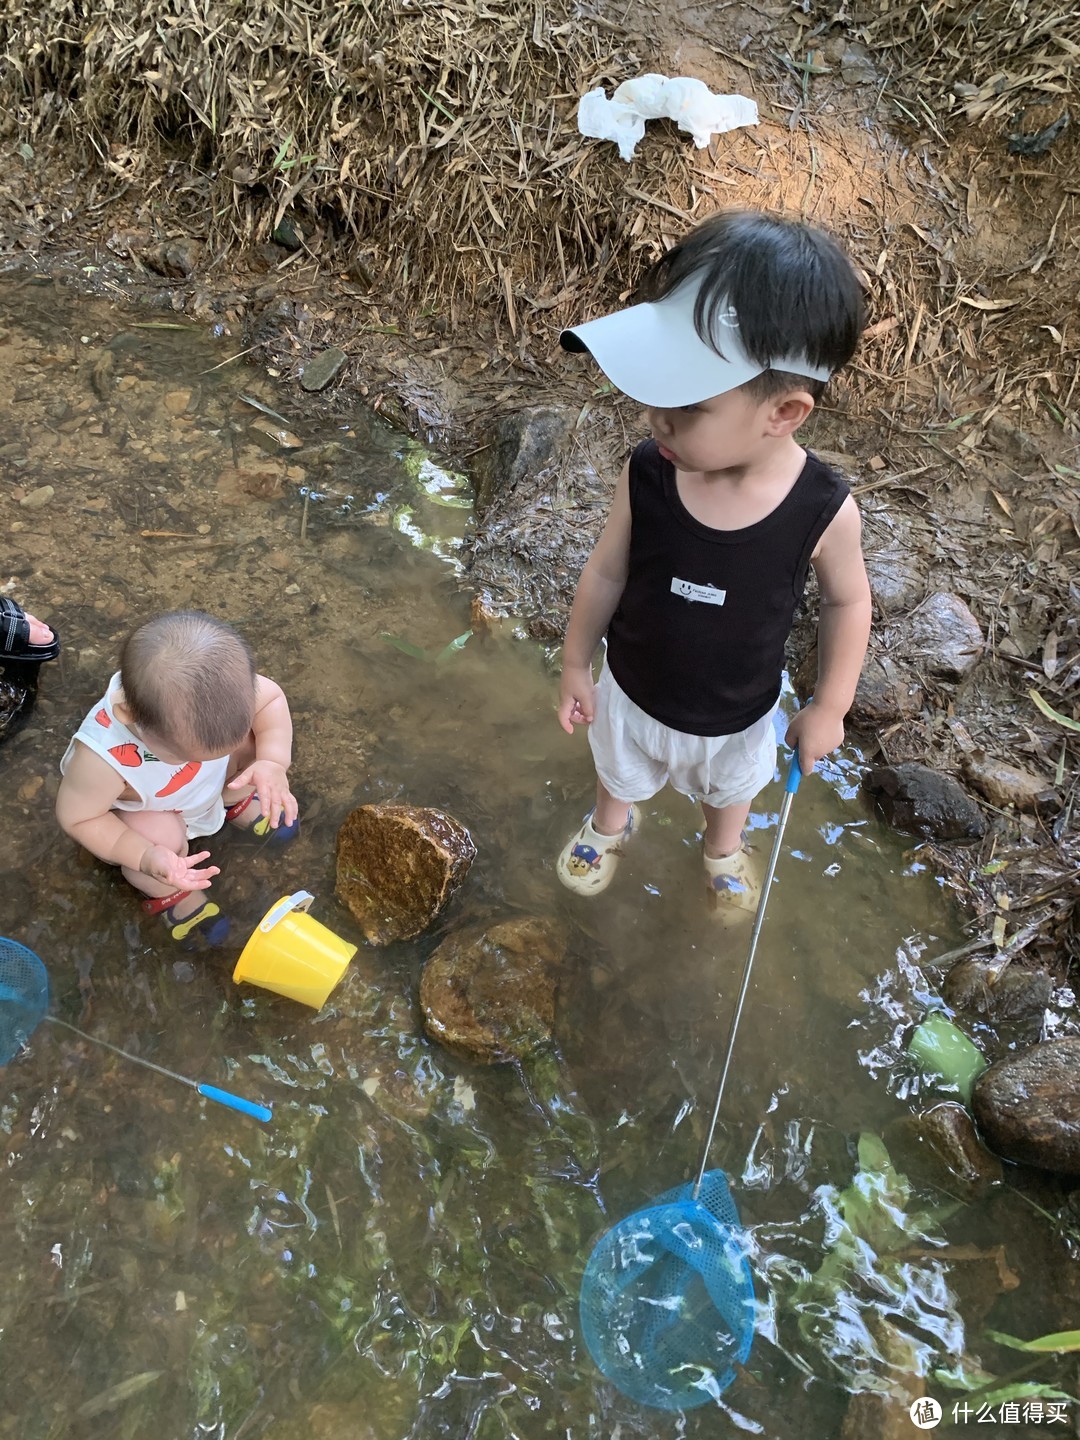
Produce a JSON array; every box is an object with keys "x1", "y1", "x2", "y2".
[
  {"x1": 19, "y1": 484, "x2": 54, "y2": 510},
  {"x1": 942, "y1": 957, "x2": 1053, "y2": 1030},
  {"x1": 961, "y1": 752, "x2": 1055, "y2": 813},
  {"x1": 247, "y1": 417, "x2": 303, "y2": 453},
  {"x1": 335, "y1": 803, "x2": 476, "y2": 944},
  {"x1": 883, "y1": 1102, "x2": 1004, "y2": 1201},
  {"x1": 893, "y1": 591, "x2": 985, "y2": 680},
  {"x1": 419, "y1": 915, "x2": 564, "y2": 1064},
  {"x1": 864, "y1": 548, "x2": 923, "y2": 616},
  {"x1": 470, "y1": 404, "x2": 576, "y2": 516},
  {"x1": 163, "y1": 388, "x2": 193, "y2": 415},
  {"x1": 849, "y1": 653, "x2": 924, "y2": 728},
  {"x1": 300, "y1": 346, "x2": 347, "y2": 393},
  {"x1": 841, "y1": 1390, "x2": 924, "y2": 1440},
  {"x1": 864, "y1": 762, "x2": 986, "y2": 839},
  {"x1": 972, "y1": 1038, "x2": 1080, "y2": 1175},
  {"x1": 139, "y1": 238, "x2": 201, "y2": 278}
]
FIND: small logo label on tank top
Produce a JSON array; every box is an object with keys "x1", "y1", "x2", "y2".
[{"x1": 671, "y1": 577, "x2": 727, "y2": 606}]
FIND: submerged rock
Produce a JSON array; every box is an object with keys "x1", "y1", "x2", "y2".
[
  {"x1": 972, "y1": 1038, "x2": 1080, "y2": 1175},
  {"x1": 419, "y1": 915, "x2": 563, "y2": 1063},
  {"x1": 335, "y1": 803, "x2": 476, "y2": 944},
  {"x1": 864, "y1": 762, "x2": 986, "y2": 839},
  {"x1": 883, "y1": 1102, "x2": 1003, "y2": 1201},
  {"x1": 942, "y1": 956, "x2": 1053, "y2": 1031}
]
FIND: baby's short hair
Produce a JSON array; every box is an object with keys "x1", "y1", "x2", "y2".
[
  {"x1": 119, "y1": 611, "x2": 256, "y2": 754},
  {"x1": 637, "y1": 209, "x2": 865, "y2": 400}
]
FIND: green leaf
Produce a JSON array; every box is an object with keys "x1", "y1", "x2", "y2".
[
  {"x1": 272, "y1": 134, "x2": 294, "y2": 169},
  {"x1": 379, "y1": 632, "x2": 429, "y2": 661},
  {"x1": 17, "y1": 141, "x2": 34, "y2": 162},
  {"x1": 418, "y1": 86, "x2": 456, "y2": 122},
  {"x1": 434, "y1": 630, "x2": 473, "y2": 664},
  {"x1": 965, "y1": 1382, "x2": 1076, "y2": 1406},
  {"x1": 987, "y1": 1328, "x2": 1080, "y2": 1354},
  {"x1": 1030, "y1": 688, "x2": 1080, "y2": 733}
]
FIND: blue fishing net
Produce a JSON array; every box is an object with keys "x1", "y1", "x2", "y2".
[
  {"x1": 580, "y1": 1168, "x2": 755, "y2": 1410},
  {"x1": 0, "y1": 938, "x2": 50, "y2": 1066}
]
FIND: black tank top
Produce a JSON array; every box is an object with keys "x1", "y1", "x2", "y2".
[{"x1": 606, "y1": 439, "x2": 849, "y2": 736}]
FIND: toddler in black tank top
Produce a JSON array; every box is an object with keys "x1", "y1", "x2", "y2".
[{"x1": 553, "y1": 210, "x2": 872, "y2": 916}]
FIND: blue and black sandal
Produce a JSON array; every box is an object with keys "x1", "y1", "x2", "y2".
[{"x1": 142, "y1": 890, "x2": 231, "y2": 946}]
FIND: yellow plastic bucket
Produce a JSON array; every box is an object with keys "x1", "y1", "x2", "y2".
[{"x1": 233, "y1": 891, "x2": 357, "y2": 1009}]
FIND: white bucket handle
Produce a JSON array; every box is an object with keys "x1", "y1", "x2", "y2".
[{"x1": 259, "y1": 890, "x2": 314, "y2": 934}]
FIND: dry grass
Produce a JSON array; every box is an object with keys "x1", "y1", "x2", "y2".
[
  {"x1": 845, "y1": 0, "x2": 1078, "y2": 135},
  {"x1": 0, "y1": 0, "x2": 1076, "y2": 430}
]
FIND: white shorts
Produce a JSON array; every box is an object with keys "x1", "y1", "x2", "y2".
[{"x1": 588, "y1": 663, "x2": 778, "y2": 809}]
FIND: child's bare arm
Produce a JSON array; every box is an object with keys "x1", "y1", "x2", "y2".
[
  {"x1": 786, "y1": 496, "x2": 872, "y2": 770},
  {"x1": 558, "y1": 462, "x2": 632, "y2": 733},
  {"x1": 55, "y1": 743, "x2": 218, "y2": 888},
  {"x1": 228, "y1": 674, "x2": 298, "y2": 826}
]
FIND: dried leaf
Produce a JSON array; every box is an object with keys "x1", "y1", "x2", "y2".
[{"x1": 957, "y1": 297, "x2": 1022, "y2": 312}]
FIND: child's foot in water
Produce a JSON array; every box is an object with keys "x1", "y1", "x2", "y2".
[
  {"x1": 703, "y1": 842, "x2": 760, "y2": 922},
  {"x1": 142, "y1": 889, "x2": 231, "y2": 945},
  {"x1": 224, "y1": 791, "x2": 300, "y2": 842}
]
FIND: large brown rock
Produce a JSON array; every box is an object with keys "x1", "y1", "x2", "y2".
[
  {"x1": 419, "y1": 916, "x2": 564, "y2": 1063},
  {"x1": 335, "y1": 803, "x2": 476, "y2": 944},
  {"x1": 972, "y1": 1038, "x2": 1080, "y2": 1175}
]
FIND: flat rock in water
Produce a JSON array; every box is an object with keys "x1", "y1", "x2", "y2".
[
  {"x1": 894, "y1": 591, "x2": 984, "y2": 679},
  {"x1": 247, "y1": 417, "x2": 303, "y2": 453},
  {"x1": 419, "y1": 916, "x2": 564, "y2": 1063},
  {"x1": 263, "y1": 1404, "x2": 378, "y2": 1440},
  {"x1": 300, "y1": 346, "x2": 347, "y2": 392},
  {"x1": 864, "y1": 762, "x2": 986, "y2": 839},
  {"x1": 336, "y1": 803, "x2": 476, "y2": 944},
  {"x1": 942, "y1": 956, "x2": 1053, "y2": 1030},
  {"x1": 841, "y1": 1391, "x2": 924, "y2": 1440},
  {"x1": 972, "y1": 1038, "x2": 1080, "y2": 1175},
  {"x1": 883, "y1": 1102, "x2": 1003, "y2": 1201}
]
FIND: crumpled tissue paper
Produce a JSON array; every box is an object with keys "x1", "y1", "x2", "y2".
[{"x1": 577, "y1": 74, "x2": 758, "y2": 162}]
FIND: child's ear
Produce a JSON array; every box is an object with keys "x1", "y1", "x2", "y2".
[{"x1": 767, "y1": 392, "x2": 815, "y2": 436}]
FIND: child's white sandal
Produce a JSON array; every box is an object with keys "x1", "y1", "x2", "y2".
[{"x1": 557, "y1": 806, "x2": 639, "y2": 895}]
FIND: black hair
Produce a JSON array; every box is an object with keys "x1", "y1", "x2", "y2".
[
  {"x1": 120, "y1": 610, "x2": 257, "y2": 754},
  {"x1": 636, "y1": 209, "x2": 866, "y2": 397}
]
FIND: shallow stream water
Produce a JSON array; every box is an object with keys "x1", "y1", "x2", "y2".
[{"x1": 0, "y1": 279, "x2": 1072, "y2": 1439}]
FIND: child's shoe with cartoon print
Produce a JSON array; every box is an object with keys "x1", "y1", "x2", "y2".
[
  {"x1": 142, "y1": 890, "x2": 231, "y2": 946},
  {"x1": 225, "y1": 791, "x2": 300, "y2": 843},
  {"x1": 557, "y1": 806, "x2": 639, "y2": 896},
  {"x1": 703, "y1": 843, "x2": 760, "y2": 921}
]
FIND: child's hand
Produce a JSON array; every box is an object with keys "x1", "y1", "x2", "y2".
[
  {"x1": 558, "y1": 667, "x2": 596, "y2": 734},
  {"x1": 141, "y1": 845, "x2": 220, "y2": 890},
  {"x1": 785, "y1": 701, "x2": 846, "y2": 774},
  {"x1": 229, "y1": 760, "x2": 299, "y2": 829}
]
